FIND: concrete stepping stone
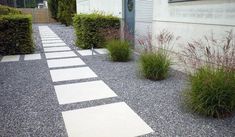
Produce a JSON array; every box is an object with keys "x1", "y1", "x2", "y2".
[
  {"x1": 41, "y1": 36, "x2": 58, "y2": 38},
  {"x1": 50, "y1": 67, "x2": 97, "y2": 82},
  {"x1": 43, "y1": 43, "x2": 67, "y2": 47},
  {"x1": 44, "y1": 47, "x2": 71, "y2": 52},
  {"x1": 47, "y1": 57, "x2": 85, "y2": 68},
  {"x1": 41, "y1": 38, "x2": 61, "y2": 41},
  {"x1": 45, "y1": 51, "x2": 77, "y2": 59},
  {"x1": 24, "y1": 54, "x2": 41, "y2": 61},
  {"x1": 62, "y1": 102, "x2": 154, "y2": 137},
  {"x1": 1, "y1": 55, "x2": 20, "y2": 62},
  {"x1": 77, "y1": 50, "x2": 97, "y2": 56},
  {"x1": 95, "y1": 48, "x2": 108, "y2": 54},
  {"x1": 54, "y1": 80, "x2": 117, "y2": 104},
  {"x1": 42, "y1": 40, "x2": 64, "y2": 44}
]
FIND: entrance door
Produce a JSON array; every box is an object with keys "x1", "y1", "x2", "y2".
[{"x1": 124, "y1": 0, "x2": 135, "y2": 43}]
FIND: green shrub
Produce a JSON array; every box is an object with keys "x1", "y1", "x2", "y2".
[
  {"x1": 73, "y1": 13, "x2": 120, "y2": 49},
  {"x1": 106, "y1": 40, "x2": 131, "y2": 62},
  {"x1": 0, "y1": 14, "x2": 34, "y2": 55},
  {"x1": 0, "y1": 5, "x2": 22, "y2": 15},
  {"x1": 185, "y1": 67, "x2": 235, "y2": 118},
  {"x1": 139, "y1": 51, "x2": 171, "y2": 80},
  {"x1": 48, "y1": 0, "x2": 58, "y2": 20},
  {"x1": 57, "y1": 0, "x2": 76, "y2": 25}
]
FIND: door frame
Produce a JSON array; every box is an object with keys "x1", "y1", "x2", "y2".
[{"x1": 123, "y1": 0, "x2": 135, "y2": 44}]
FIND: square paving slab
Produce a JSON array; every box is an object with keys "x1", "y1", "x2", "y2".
[
  {"x1": 44, "y1": 47, "x2": 71, "y2": 52},
  {"x1": 95, "y1": 48, "x2": 109, "y2": 54},
  {"x1": 43, "y1": 43, "x2": 67, "y2": 47},
  {"x1": 42, "y1": 40, "x2": 64, "y2": 44},
  {"x1": 40, "y1": 35, "x2": 58, "y2": 37},
  {"x1": 1, "y1": 55, "x2": 20, "y2": 62},
  {"x1": 54, "y1": 80, "x2": 117, "y2": 104},
  {"x1": 45, "y1": 51, "x2": 77, "y2": 59},
  {"x1": 50, "y1": 67, "x2": 97, "y2": 82},
  {"x1": 41, "y1": 37, "x2": 61, "y2": 41},
  {"x1": 77, "y1": 50, "x2": 97, "y2": 56},
  {"x1": 24, "y1": 54, "x2": 41, "y2": 61},
  {"x1": 62, "y1": 102, "x2": 154, "y2": 137},
  {"x1": 47, "y1": 57, "x2": 85, "y2": 68},
  {"x1": 41, "y1": 36, "x2": 60, "y2": 39}
]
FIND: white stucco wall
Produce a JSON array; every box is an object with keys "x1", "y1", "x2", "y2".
[
  {"x1": 76, "y1": 0, "x2": 90, "y2": 14},
  {"x1": 152, "y1": 0, "x2": 235, "y2": 53},
  {"x1": 76, "y1": 0, "x2": 123, "y2": 18},
  {"x1": 135, "y1": 0, "x2": 153, "y2": 37}
]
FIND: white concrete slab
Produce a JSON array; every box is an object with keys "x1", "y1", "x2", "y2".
[
  {"x1": 50, "y1": 67, "x2": 97, "y2": 82},
  {"x1": 45, "y1": 51, "x2": 77, "y2": 59},
  {"x1": 41, "y1": 36, "x2": 59, "y2": 39},
  {"x1": 24, "y1": 54, "x2": 41, "y2": 61},
  {"x1": 47, "y1": 57, "x2": 85, "y2": 68},
  {"x1": 44, "y1": 47, "x2": 71, "y2": 52},
  {"x1": 95, "y1": 48, "x2": 108, "y2": 54},
  {"x1": 40, "y1": 33, "x2": 58, "y2": 36},
  {"x1": 42, "y1": 40, "x2": 64, "y2": 44},
  {"x1": 1, "y1": 55, "x2": 20, "y2": 62},
  {"x1": 43, "y1": 43, "x2": 67, "y2": 47},
  {"x1": 77, "y1": 50, "x2": 97, "y2": 56},
  {"x1": 41, "y1": 38, "x2": 61, "y2": 41},
  {"x1": 62, "y1": 102, "x2": 154, "y2": 137},
  {"x1": 55, "y1": 80, "x2": 117, "y2": 104}
]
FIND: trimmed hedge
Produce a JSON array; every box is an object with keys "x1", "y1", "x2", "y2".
[
  {"x1": 73, "y1": 13, "x2": 120, "y2": 49},
  {"x1": 0, "y1": 14, "x2": 34, "y2": 55},
  {"x1": 0, "y1": 5, "x2": 22, "y2": 15}
]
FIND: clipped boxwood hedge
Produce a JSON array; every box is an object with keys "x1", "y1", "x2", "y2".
[
  {"x1": 0, "y1": 14, "x2": 34, "y2": 55},
  {"x1": 73, "y1": 13, "x2": 120, "y2": 49},
  {"x1": 0, "y1": 5, "x2": 22, "y2": 15}
]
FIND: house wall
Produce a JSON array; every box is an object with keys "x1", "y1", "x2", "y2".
[
  {"x1": 135, "y1": 0, "x2": 153, "y2": 51},
  {"x1": 76, "y1": 0, "x2": 123, "y2": 18},
  {"x1": 135, "y1": 0, "x2": 153, "y2": 36},
  {"x1": 152, "y1": 0, "x2": 235, "y2": 53}
]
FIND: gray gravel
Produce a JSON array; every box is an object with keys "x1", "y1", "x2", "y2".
[{"x1": 0, "y1": 23, "x2": 234, "y2": 137}]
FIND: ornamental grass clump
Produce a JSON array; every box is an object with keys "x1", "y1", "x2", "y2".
[
  {"x1": 181, "y1": 30, "x2": 235, "y2": 118},
  {"x1": 106, "y1": 40, "x2": 131, "y2": 62},
  {"x1": 138, "y1": 30, "x2": 178, "y2": 80},
  {"x1": 139, "y1": 51, "x2": 171, "y2": 80}
]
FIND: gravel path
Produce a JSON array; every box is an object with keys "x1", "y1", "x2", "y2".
[{"x1": 0, "y1": 23, "x2": 234, "y2": 137}]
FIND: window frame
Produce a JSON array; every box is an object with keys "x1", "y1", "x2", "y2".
[{"x1": 169, "y1": 0, "x2": 197, "y2": 3}]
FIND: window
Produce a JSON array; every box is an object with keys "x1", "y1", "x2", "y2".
[{"x1": 169, "y1": 0, "x2": 197, "y2": 3}]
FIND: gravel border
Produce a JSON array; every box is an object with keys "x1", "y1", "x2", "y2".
[
  {"x1": 0, "y1": 24, "x2": 234, "y2": 137},
  {"x1": 47, "y1": 24, "x2": 235, "y2": 137}
]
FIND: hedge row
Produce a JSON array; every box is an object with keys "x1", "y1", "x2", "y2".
[
  {"x1": 0, "y1": 6, "x2": 34, "y2": 55},
  {"x1": 73, "y1": 13, "x2": 120, "y2": 49},
  {"x1": 0, "y1": 5, "x2": 22, "y2": 15}
]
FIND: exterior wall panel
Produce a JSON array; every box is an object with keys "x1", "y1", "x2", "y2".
[
  {"x1": 152, "y1": 0, "x2": 235, "y2": 53},
  {"x1": 135, "y1": 0, "x2": 153, "y2": 51},
  {"x1": 76, "y1": 0, "x2": 122, "y2": 18}
]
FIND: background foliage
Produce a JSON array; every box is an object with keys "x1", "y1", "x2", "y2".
[
  {"x1": 48, "y1": 0, "x2": 76, "y2": 25},
  {"x1": 0, "y1": 4, "x2": 22, "y2": 15}
]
